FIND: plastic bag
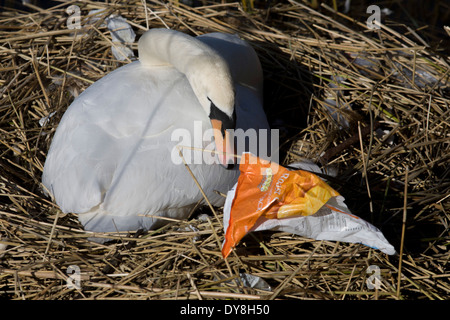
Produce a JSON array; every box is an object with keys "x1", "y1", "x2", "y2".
[
  {"x1": 222, "y1": 153, "x2": 396, "y2": 258},
  {"x1": 107, "y1": 15, "x2": 136, "y2": 61}
]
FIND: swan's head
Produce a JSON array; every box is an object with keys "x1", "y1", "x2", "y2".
[
  {"x1": 187, "y1": 56, "x2": 236, "y2": 168},
  {"x1": 138, "y1": 28, "x2": 236, "y2": 167}
]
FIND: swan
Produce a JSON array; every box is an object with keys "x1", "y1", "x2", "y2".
[{"x1": 42, "y1": 28, "x2": 270, "y2": 235}]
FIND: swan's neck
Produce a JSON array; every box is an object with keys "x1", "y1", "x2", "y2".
[
  {"x1": 138, "y1": 29, "x2": 234, "y2": 117},
  {"x1": 139, "y1": 29, "x2": 208, "y2": 69}
]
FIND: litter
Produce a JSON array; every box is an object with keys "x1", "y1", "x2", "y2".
[
  {"x1": 239, "y1": 273, "x2": 271, "y2": 291},
  {"x1": 87, "y1": 9, "x2": 136, "y2": 61},
  {"x1": 222, "y1": 153, "x2": 396, "y2": 258},
  {"x1": 106, "y1": 14, "x2": 136, "y2": 61},
  {"x1": 39, "y1": 111, "x2": 56, "y2": 127}
]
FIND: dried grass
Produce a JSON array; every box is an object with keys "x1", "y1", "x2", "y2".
[{"x1": 0, "y1": 0, "x2": 449, "y2": 300}]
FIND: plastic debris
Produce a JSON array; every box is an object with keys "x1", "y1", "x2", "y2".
[
  {"x1": 87, "y1": 9, "x2": 136, "y2": 61},
  {"x1": 239, "y1": 273, "x2": 271, "y2": 291},
  {"x1": 107, "y1": 15, "x2": 136, "y2": 61},
  {"x1": 39, "y1": 111, "x2": 56, "y2": 127},
  {"x1": 222, "y1": 153, "x2": 396, "y2": 258},
  {"x1": 392, "y1": 61, "x2": 444, "y2": 89},
  {"x1": 87, "y1": 8, "x2": 108, "y2": 26},
  {"x1": 177, "y1": 224, "x2": 201, "y2": 242}
]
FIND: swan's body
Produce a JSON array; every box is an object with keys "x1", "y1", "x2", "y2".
[{"x1": 42, "y1": 29, "x2": 269, "y2": 234}]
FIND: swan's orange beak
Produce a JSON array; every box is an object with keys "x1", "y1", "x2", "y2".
[{"x1": 211, "y1": 119, "x2": 235, "y2": 168}]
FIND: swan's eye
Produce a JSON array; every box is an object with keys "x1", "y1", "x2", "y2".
[{"x1": 208, "y1": 101, "x2": 235, "y2": 134}]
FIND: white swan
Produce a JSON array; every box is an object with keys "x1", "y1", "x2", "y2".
[{"x1": 42, "y1": 28, "x2": 270, "y2": 235}]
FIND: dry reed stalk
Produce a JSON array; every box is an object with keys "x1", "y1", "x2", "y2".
[{"x1": 0, "y1": 0, "x2": 448, "y2": 300}]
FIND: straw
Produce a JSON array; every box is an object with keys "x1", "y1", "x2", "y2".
[{"x1": 0, "y1": 0, "x2": 448, "y2": 300}]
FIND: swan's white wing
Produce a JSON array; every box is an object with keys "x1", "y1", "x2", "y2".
[{"x1": 43, "y1": 62, "x2": 238, "y2": 219}]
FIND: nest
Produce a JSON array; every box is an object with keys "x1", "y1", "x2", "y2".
[{"x1": 0, "y1": 0, "x2": 449, "y2": 300}]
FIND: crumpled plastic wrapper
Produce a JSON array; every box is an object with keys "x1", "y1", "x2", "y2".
[
  {"x1": 222, "y1": 153, "x2": 396, "y2": 258},
  {"x1": 106, "y1": 15, "x2": 136, "y2": 61},
  {"x1": 88, "y1": 9, "x2": 136, "y2": 61},
  {"x1": 239, "y1": 273, "x2": 271, "y2": 291}
]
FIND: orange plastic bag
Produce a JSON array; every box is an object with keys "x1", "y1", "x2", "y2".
[{"x1": 222, "y1": 153, "x2": 340, "y2": 258}]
